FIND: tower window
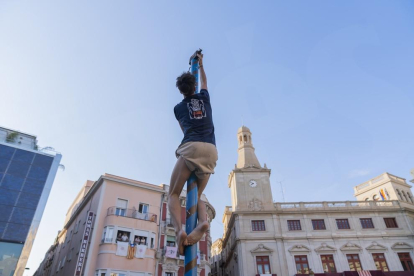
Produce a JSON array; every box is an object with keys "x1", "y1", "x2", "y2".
[
  {"x1": 408, "y1": 193, "x2": 414, "y2": 204},
  {"x1": 243, "y1": 135, "x2": 247, "y2": 143},
  {"x1": 239, "y1": 136, "x2": 242, "y2": 144},
  {"x1": 397, "y1": 189, "x2": 403, "y2": 200},
  {"x1": 402, "y1": 191, "x2": 409, "y2": 201}
]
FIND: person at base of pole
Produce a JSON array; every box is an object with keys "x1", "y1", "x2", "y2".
[{"x1": 168, "y1": 53, "x2": 218, "y2": 255}]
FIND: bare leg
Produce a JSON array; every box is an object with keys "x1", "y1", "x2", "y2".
[
  {"x1": 168, "y1": 156, "x2": 191, "y2": 255},
  {"x1": 186, "y1": 174, "x2": 210, "y2": 245}
]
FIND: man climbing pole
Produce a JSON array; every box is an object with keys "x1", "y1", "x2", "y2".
[{"x1": 168, "y1": 51, "x2": 218, "y2": 256}]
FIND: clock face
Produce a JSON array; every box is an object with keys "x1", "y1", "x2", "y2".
[{"x1": 249, "y1": 180, "x2": 257, "y2": 188}]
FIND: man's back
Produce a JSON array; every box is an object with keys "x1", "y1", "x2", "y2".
[{"x1": 174, "y1": 89, "x2": 215, "y2": 146}]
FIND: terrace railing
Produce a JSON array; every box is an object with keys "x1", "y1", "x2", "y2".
[{"x1": 107, "y1": 206, "x2": 157, "y2": 223}]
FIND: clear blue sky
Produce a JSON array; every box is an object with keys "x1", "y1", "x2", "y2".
[{"x1": 1, "y1": 1, "x2": 413, "y2": 274}]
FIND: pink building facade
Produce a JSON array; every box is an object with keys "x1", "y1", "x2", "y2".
[{"x1": 34, "y1": 174, "x2": 215, "y2": 276}]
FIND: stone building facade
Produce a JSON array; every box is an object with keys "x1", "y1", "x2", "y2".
[{"x1": 210, "y1": 126, "x2": 414, "y2": 276}]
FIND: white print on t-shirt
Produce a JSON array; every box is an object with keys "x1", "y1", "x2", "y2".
[{"x1": 187, "y1": 99, "x2": 206, "y2": 119}]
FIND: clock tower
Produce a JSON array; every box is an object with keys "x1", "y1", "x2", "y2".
[{"x1": 228, "y1": 126, "x2": 274, "y2": 211}]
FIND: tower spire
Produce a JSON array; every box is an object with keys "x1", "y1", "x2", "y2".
[{"x1": 236, "y1": 126, "x2": 261, "y2": 169}]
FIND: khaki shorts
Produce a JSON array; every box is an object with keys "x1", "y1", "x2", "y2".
[{"x1": 175, "y1": 142, "x2": 218, "y2": 179}]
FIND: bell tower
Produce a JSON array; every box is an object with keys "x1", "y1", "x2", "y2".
[{"x1": 228, "y1": 126, "x2": 273, "y2": 211}]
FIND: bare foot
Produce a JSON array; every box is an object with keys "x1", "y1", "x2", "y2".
[
  {"x1": 176, "y1": 230, "x2": 187, "y2": 255},
  {"x1": 186, "y1": 221, "x2": 209, "y2": 245}
]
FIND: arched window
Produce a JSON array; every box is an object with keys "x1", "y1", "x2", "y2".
[
  {"x1": 402, "y1": 191, "x2": 408, "y2": 202},
  {"x1": 364, "y1": 198, "x2": 369, "y2": 201},
  {"x1": 372, "y1": 194, "x2": 379, "y2": 201},
  {"x1": 239, "y1": 136, "x2": 242, "y2": 144},
  {"x1": 243, "y1": 135, "x2": 247, "y2": 143},
  {"x1": 407, "y1": 193, "x2": 414, "y2": 204},
  {"x1": 396, "y1": 189, "x2": 403, "y2": 200}
]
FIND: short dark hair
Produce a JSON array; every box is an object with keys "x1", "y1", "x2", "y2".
[{"x1": 176, "y1": 72, "x2": 195, "y2": 97}]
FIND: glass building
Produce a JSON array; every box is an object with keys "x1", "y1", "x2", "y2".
[{"x1": 0, "y1": 127, "x2": 62, "y2": 276}]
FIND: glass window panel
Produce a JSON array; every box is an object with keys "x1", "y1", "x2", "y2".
[
  {"x1": 22, "y1": 178, "x2": 46, "y2": 195},
  {"x1": 7, "y1": 160, "x2": 31, "y2": 177},
  {"x1": 10, "y1": 207, "x2": 36, "y2": 225},
  {"x1": 264, "y1": 264, "x2": 270, "y2": 273},
  {"x1": 0, "y1": 158, "x2": 10, "y2": 173},
  {"x1": 13, "y1": 150, "x2": 35, "y2": 163},
  {"x1": 0, "y1": 205, "x2": 13, "y2": 222},
  {"x1": 0, "y1": 241, "x2": 24, "y2": 275},
  {"x1": 27, "y1": 164, "x2": 50, "y2": 181},
  {"x1": 16, "y1": 192, "x2": 41, "y2": 209},
  {"x1": 288, "y1": 220, "x2": 302, "y2": 230},
  {"x1": 32, "y1": 154, "x2": 54, "y2": 167},
  {"x1": 1, "y1": 174, "x2": 25, "y2": 191},
  {"x1": 3, "y1": 223, "x2": 30, "y2": 241},
  {"x1": 0, "y1": 188, "x2": 19, "y2": 206},
  {"x1": 0, "y1": 145, "x2": 15, "y2": 159},
  {"x1": 257, "y1": 265, "x2": 263, "y2": 274}
]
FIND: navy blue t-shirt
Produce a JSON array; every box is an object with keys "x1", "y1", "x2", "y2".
[{"x1": 174, "y1": 89, "x2": 216, "y2": 146}]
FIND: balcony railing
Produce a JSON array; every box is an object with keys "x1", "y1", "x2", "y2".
[
  {"x1": 165, "y1": 218, "x2": 174, "y2": 228},
  {"x1": 107, "y1": 207, "x2": 158, "y2": 223},
  {"x1": 160, "y1": 248, "x2": 206, "y2": 263},
  {"x1": 274, "y1": 200, "x2": 400, "y2": 212}
]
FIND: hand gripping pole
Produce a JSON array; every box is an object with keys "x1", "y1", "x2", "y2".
[{"x1": 184, "y1": 48, "x2": 202, "y2": 276}]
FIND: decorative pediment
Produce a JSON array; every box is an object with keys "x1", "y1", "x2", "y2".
[
  {"x1": 250, "y1": 244, "x2": 273, "y2": 254},
  {"x1": 288, "y1": 244, "x2": 311, "y2": 253},
  {"x1": 366, "y1": 242, "x2": 387, "y2": 252},
  {"x1": 392, "y1": 242, "x2": 413, "y2": 251},
  {"x1": 340, "y1": 242, "x2": 362, "y2": 252},
  {"x1": 315, "y1": 243, "x2": 337, "y2": 253}
]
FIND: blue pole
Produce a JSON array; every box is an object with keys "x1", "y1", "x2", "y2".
[{"x1": 184, "y1": 49, "x2": 202, "y2": 276}]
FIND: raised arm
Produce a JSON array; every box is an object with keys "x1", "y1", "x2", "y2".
[{"x1": 197, "y1": 53, "x2": 207, "y2": 90}]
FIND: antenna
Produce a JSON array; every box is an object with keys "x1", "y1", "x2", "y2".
[{"x1": 276, "y1": 180, "x2": 286, "y2": 202}]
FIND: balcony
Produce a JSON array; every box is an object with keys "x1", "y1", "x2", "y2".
[
  {"x1": 107, "y1": 207, "x2": 158, "y2": 223},
  {"x1": 165, "y1": 218, "x2": 174, "y2": 228},
  {"x1": 158, "y1": 248, "x2": 207, "y2": 264}
]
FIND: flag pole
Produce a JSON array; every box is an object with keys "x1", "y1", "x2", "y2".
[{"x1": 184, "y1": 48, "x2": 202, "y2": 276}]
